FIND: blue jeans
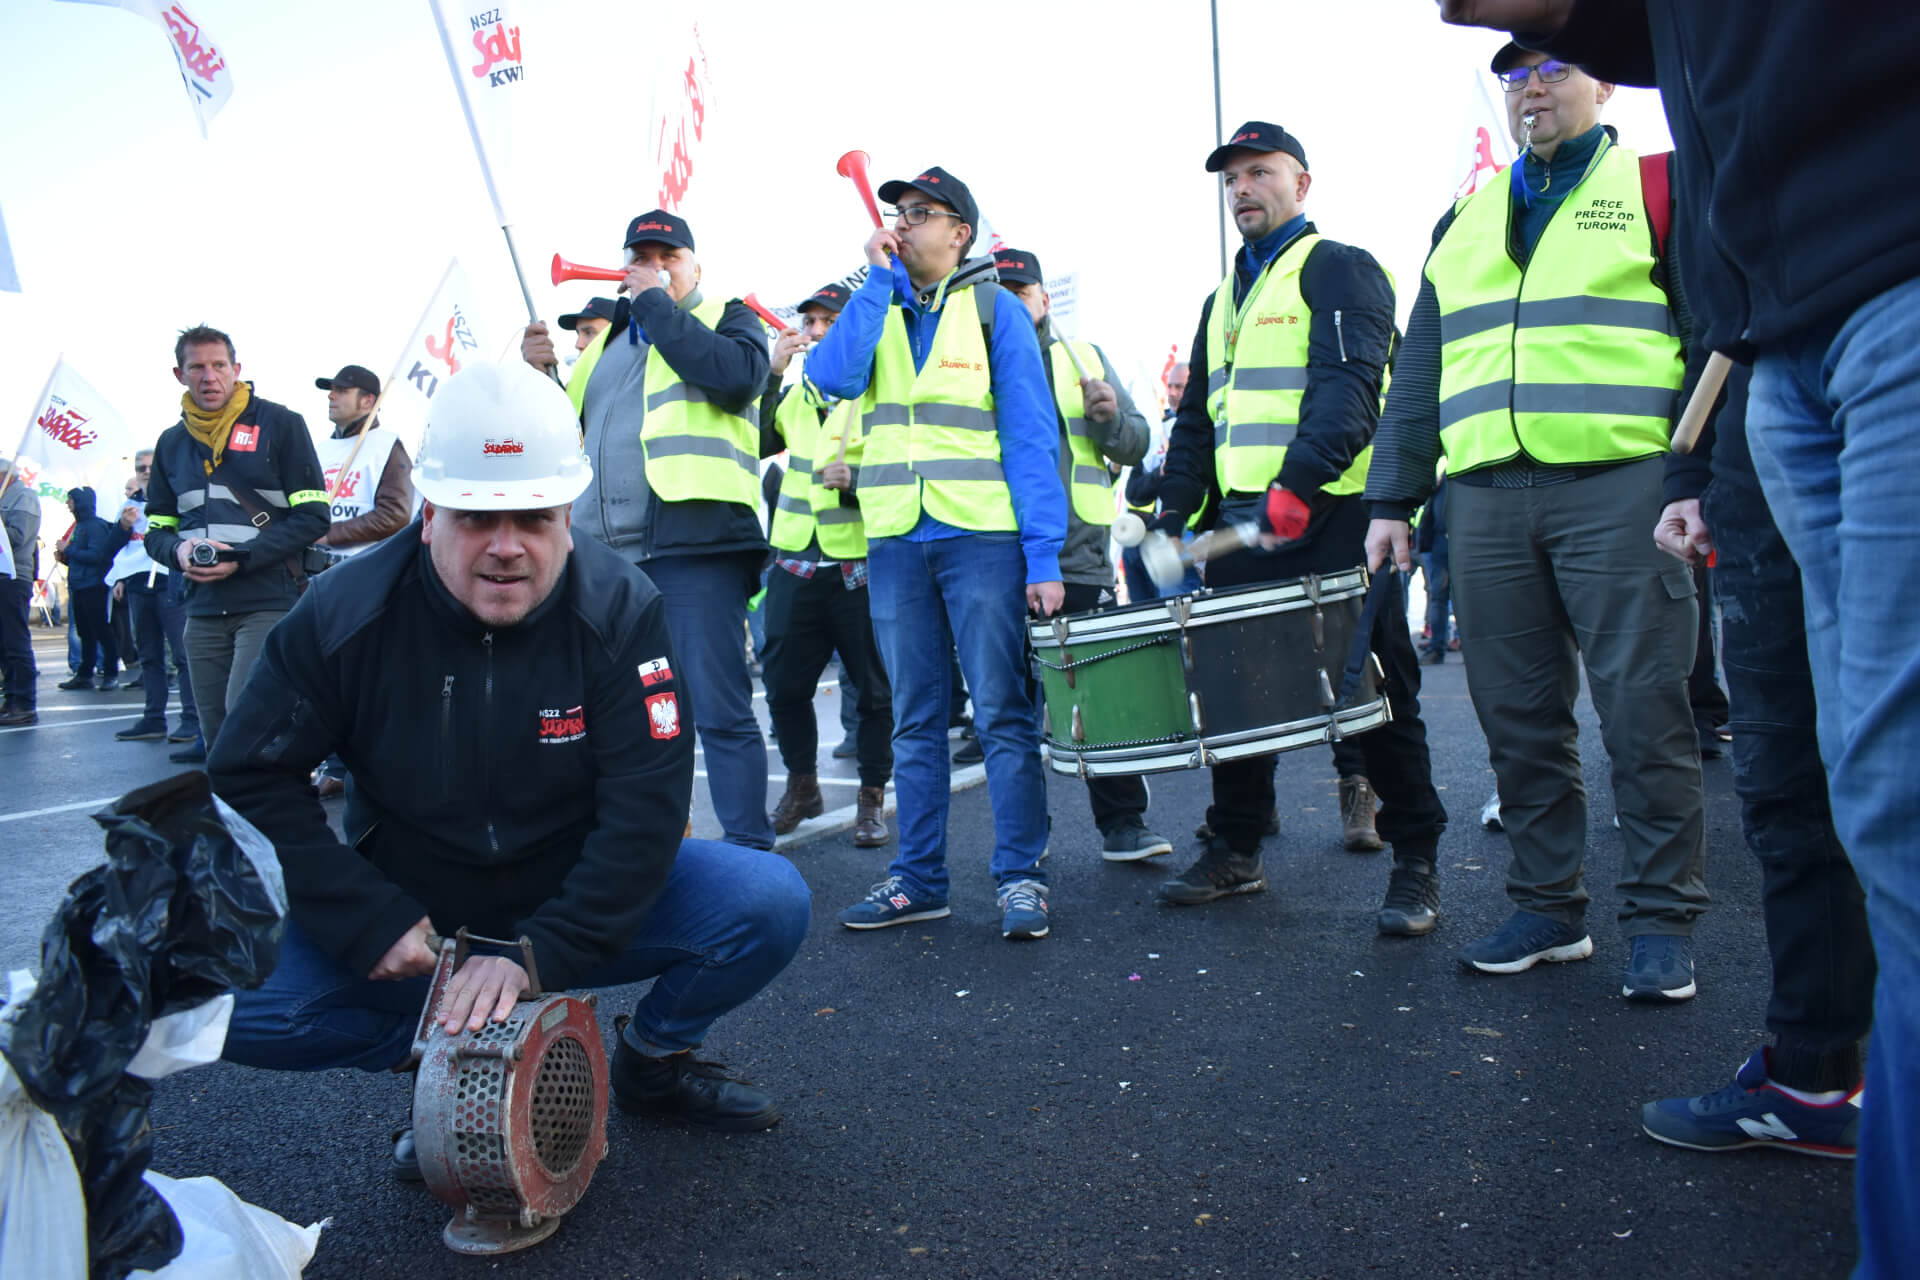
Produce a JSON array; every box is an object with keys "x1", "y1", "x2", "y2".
[
  {"x1": 224, "y1": 839, "x2": 810, "y2": 1070},
  {"x1": 128, "y1": 578, "x2": 198, "y2": 734},
  {"x1": 1421, "y1": 540, "x2": 1452, "y2": 649},
  {"x1": 867, "y1": 533, "x2": 1048, "y2": 898},
  {"x1": 1746, "y1": 274, "x2": 1920, "y2": 1279},
  {"x1": 644, "y1": 554, "x2": 775, "y2": 850}
]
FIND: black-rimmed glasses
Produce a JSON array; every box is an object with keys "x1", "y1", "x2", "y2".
[
  {"x1": 1501, "y1": 59, "x2": 1572, "y2": 91},
  {"x1": 890, "y1": 205, "x2": 963, "y2": 226}
]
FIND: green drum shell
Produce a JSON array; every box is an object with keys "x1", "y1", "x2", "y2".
[{"x1": 1028, "y1": 569, "x2": 1390, "y2": 777}]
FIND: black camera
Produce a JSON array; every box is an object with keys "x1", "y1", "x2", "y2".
[{"x1": 189, "y1": 541, "x2": 220, "y2": 567}]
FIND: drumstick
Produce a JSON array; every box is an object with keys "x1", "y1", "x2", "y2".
[{"x1": 1670, "y1": 351, "x2": 1732, "y2": 455}]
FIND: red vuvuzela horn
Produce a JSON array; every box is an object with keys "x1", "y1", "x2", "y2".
[
  {"x1": 743, "y1": 293, "x2": 794, "y2": 334},
  {"x1": 836, "y1": 149, "x2": 884, "y2": 230},
  {"x1": 550, "y1": 253, "x2": 627, "y2": 286}
]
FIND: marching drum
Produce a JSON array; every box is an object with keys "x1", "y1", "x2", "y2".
[{"x1": 1028, "y1": 568, "x2": 1391, "y2": 778}]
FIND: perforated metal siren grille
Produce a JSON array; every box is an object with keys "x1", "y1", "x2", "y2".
[
  {"x1": 530, "y1": 1035, "x2": 596, "y2": 1176},
  {"x1": 452, "y1": 1053, "x2": 519, "y2": 1216}
]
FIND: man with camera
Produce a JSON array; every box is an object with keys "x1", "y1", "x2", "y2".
[{"x1": 142, "y1": 325, "x2": 330, "y2": 758}]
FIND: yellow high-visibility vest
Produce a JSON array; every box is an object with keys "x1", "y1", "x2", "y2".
[
  {"x1": 1427, "y1": 137, "x2": 1682, "y2": 474},
  {"x1": 639, "y1": 297, "x2": 761, "y2": 506}
]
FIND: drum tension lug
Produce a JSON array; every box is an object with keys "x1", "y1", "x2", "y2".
[
  {"x1": 1071, "y1": 704, "x2": 1086, "y2": 743},
  {"x1": 1311, "y1": 609, "x2": 1325, "y2": 651},
  {"x1": 1188, "y1": 692, "x2": 1205, "y2": 735},
  {"x1": 1180, "y1": 633, "x2": 1194, "y2": 673},
  {"x1": 1317, "y1": 667, "x2": 1337, "y2": 712}
]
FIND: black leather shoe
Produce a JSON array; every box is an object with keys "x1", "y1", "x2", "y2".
[
  {"x1": 0, "y1": 704, "x2": 36, "y2": 727},
  {"x1": 610, "y1": 1041, "x2": 780, "y2": 1132},
  {"x1": 169, "y1": 740, "x2": 207, "y2": 764},
  {"x1": 392, "y1": 1125, "x2": 423, "y2": 1182}
]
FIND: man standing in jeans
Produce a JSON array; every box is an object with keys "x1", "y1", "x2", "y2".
[
  {"x1": 142, "y1": 325, "x2": 329, "y2": 754},
  {"x1": 0, "y1": 458, "x2": 37, "y2": 726},
  {"x1": 803, "y1": 165, "x2": 1067, "y2": 941}
]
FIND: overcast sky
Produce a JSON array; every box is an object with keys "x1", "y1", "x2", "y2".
[{"x1": 1, "y1": 0, "x2": 1672, "y2": 486}]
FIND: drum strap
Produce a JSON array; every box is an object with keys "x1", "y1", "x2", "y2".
[{"x1": 1335, "y1": 567, "x2": 1400, "y2": 707}]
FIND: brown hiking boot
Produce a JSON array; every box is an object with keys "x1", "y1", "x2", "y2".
[
  {"x1": 771, "y1": 774, "x2": 824, "y2": 834},
  {"x1": 853, "y1": 786, "x2": 889, "y2": 847},
  {"x1": 1340, "y1": 775, "x2": 1385, "y2": 853}
]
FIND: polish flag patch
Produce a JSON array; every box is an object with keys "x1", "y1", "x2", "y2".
[
  {"x1": 638, "y1": 657, "x2": 673, "y2": 687},
  {"x1": 646, "y1": 691, "x2": 680, "y2": 739}
]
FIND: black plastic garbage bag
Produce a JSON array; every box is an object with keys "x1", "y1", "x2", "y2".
[{"x1": 0, "y1": 770, "x2": 286, "y2": 1279}]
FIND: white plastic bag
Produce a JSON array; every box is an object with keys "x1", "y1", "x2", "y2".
[
  {"x1": 126, "y1": 1174, "x2": 323, "y2": 1280},
  {"x1": 126, "y1": 996, "x2": 233, "y2": 1081},
  {"x1": 0, "y1": 973, "x2": 87, "y2": 1280}
]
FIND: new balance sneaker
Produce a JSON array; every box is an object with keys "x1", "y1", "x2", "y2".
[
  {"x1": 1459, "y1": 910, "x2": 1592, "y2": 974},
  {"x1": 838, "y1": 875, "x2": 950, "y2": 930},
  {"x1": 1158, "y1": 839, "x2": 1266, "y2": 906},
  {"x1": 998, "y1": 878, "x2": 1050, "y2": 940},
  {"x1": 1101, "y1": 819, "x2": 1173, "y2": 862},
  {"x1": 1623, "y1": 934, "x2": 1697, "y2": 1001},
  {"x1": 115, "y1": 718, "x2": 168, "y2": 742},
  {"x1": 1376, "y1": 858, "x2": 1440, "y2": 936},
  {"x1": 610, "y1": 1040, "x2": 780, "y2": 1132},
  {"x1": 1641, "y1": 1050, "x2": 1861, "y2": 1158}
]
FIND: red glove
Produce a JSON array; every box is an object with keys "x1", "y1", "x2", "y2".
[{"x1": 1265, "y1": 485, "x2": 1310, "y2": 540}]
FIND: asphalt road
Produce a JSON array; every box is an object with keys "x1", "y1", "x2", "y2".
[{"x1": 1, "y1": 618, "x2": 1858, "y2": 1277}]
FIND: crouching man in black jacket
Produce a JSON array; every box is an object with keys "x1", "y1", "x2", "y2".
[{"x1": 210, "y1": 363, "x2": 810, "y2": 1179}]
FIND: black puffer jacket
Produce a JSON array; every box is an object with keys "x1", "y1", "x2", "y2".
[{"x1": 208, "y1": 522, "x2": 694, "y2": 990}]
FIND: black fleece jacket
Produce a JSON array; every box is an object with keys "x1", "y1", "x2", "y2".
[
  {"x1": 208, "y1": 522, "x2": 694, "y2": 991},
  {"x1": 1159, "y1": 224, "x2": 1396, "y2": 529}
]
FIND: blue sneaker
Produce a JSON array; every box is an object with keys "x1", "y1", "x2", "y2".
[
  {"x1": 1623, "y1": 934, "x2": 1697, "y2": 1001},
  {"x1": 838, "y1": 876, "x2": 949, "y2": 930},
  {"x1": 997, "y1": 879, "x2": 1049, "y2": 940},
  {"x1": 1459, "y1": 910, "x2": 1593, "y2": 974},
  {"x1": 1642, "y1": 1050, "x2": 1861, "y2": 1158}
]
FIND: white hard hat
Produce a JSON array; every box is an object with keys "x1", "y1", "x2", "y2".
[{"x1": 412, "y1": 362, "x2": 591, "y2": 510}]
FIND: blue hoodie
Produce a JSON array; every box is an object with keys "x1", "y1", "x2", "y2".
[
  {"x1": 61, "y1": 486, "x2": 116, "y2": 591},
  {"x1": 802, "y1": 256, "x2": 1066, "y2": 584}
]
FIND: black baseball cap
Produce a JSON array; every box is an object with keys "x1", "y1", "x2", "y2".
[
  {"x1": 558, "y1": 297, "x2": 619, "y2": 331},
  {"x1": 624, "y1": 209, "x2": 695, "y2": 251},
  {"x1": 797, "y1": 283, "x2": 849, "y2": 314},
  {"x1": 1490, "y1": 42, "x2": 1544, "y2": 74},
  {"x1": 876, "y1": 166, "x2": 980, "y2": 238},
  {"x1": 315, "y1": 364, "x2": 379, "y2": 395},
  {"x1": 1205, "y1": 121, "x2": 1309, "y2": 173},
  {"x1": 991, "y1": 248, "x2": 1044, "y2": 287}
]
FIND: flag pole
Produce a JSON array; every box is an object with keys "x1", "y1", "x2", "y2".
[
  {"x1": 327, "y1": 261, "x2": 460, "y2": 503},
  {"x1": 425, "y1": 0, "x2": 559, "y2": 384},
  {"x1": 0, "y1": 356, "x2": 60, "y2": 504},
  {"x1": 1209, "y1": 0, "x2": 1228, "y2": 280}
]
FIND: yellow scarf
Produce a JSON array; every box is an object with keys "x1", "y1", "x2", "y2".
[{"x1": 181, "y1": 380, "x2": 253, "y2": 475}]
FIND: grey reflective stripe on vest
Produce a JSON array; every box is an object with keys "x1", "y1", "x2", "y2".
[
  {"x1": 859, "y1": 462, "x2": 917, "y2": 488},
  {"x1": 1512, "y1": 383, "x2": 1678, "y2": 418},
  {"x1": 776, "y1": 494, "x2": 812, "y2": 514},
  {"x1": 645, "y1": 382, "x2": 713, "y2": 411},
  {"x1": 1440, "y1": 299, "x2": 1516, "y2": 345},
  {"x1": 787, "y1": 455, "x2": 812, "y2": 472},
  {"x1": 1232, "y1": 366, "x2": 1310, "y2": 392},
  {"x1": 206, "y1": 522, "x2": 262, "y2": 544},
  {"x1": 868, "y1": 402, "x2": 911, "y2": 429},
  {"x1": 1065, "y1": 416, "x2": 1090, "y2": 439},
  {"x1": 1439, "y1": 381, "x2": 1514, "y2": 429},
  {"x1": 1207, "y1": 367, "x2": 1228, "y2": 398},
  {"x1": 817, "y1": 507, "x2": 861, "y2": 525},
  {"x1": 1223, "y1": 422, "x2": 1299, "y2": 449},
  {"x1": 913, "y1": 403, "x2": 996, "y2": 432},
  {"x1": 1072, "y1": 464, "x2": 1111, "y2": 487},
  {"x1": 645, "y1": 434, "x2": 758, "y2": 472},
  {"x1": 1517, "y1": 296, "x2": 1676, "y2": 334},
  {"x1": 913, "y1": 458, "x2": 1004, "y2": 482},
  {"x1": 176, "y1": 482, "x2": 290, "y2": 515}
]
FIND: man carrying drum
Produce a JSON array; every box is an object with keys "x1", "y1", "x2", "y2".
[
  {"x1": 992, "y1": 246, "x2": 1172, "y2": 864},
  {"x1": 1152, "y1": 121, "x2": 1449, "y2": 934}
]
